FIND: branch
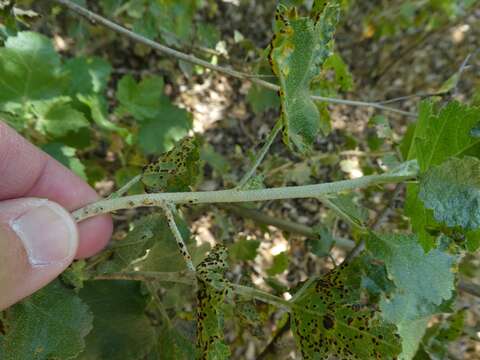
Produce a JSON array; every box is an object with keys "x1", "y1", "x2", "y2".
[
  {"x1": 54, "y1": 0, "x2": 416, "y2": 117},
  {"x1": 72, "y1": 170, "x2": 417, "y2": 222},
  {"x1": 159, "y1": 202, "x2": 195, "y2": 272},
  {"x1": 93, "y1": 270, "x2": 196, "y2": 284},
  {"x1": 219, "y1": 204, "x2": 355, "y2": 250},
  {"x1": 237, "y1": 119, "x2": 282, "y2": 189}
]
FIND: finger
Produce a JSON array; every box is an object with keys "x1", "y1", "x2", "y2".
[
  {"x1": 0, "y1": 198, "x2": 78, "y2": 310},
  {"x1": 0, "y1": 121, "x2": 112, "y2": 258}
]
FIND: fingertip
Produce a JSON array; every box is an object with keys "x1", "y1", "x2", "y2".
[{"x1": 76, "y1": 214, "x2": 113, "y2": 258}]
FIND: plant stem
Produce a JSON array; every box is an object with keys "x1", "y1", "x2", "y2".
[
  {"x1": 231, "y1": 284, "x2": 292, "y2": 310},
  {"x1": 218, "y1": 204, "x2": 355, "y2": 250},
  {"x1": 93, "y1": 271, "x2": 196, "y2": 284},
  {"x1": 237, "y1": 119, "x2": 282, "y2": 189},
  {"x1": 55, "y1": 0, "x2": 416, "y2": 117},
  {"x1": 160, "y1": 202, "x2": 195, "y2": 272},
  {"x1": 106, "y1": 174, "x2": 142, "y2": 199},
  {"x1": 73, "y1": 171, "x2": 417, "y2": 222}
]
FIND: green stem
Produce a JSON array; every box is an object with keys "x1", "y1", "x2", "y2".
[
  {"x1": 73, "y1": 171, "x2": 417, "y2": 222},
  {"x1": 93, "y1": 271, "x2": 196, "y2": 285},
  {"x1": 106, "y1": 174, "x2": 142, "y2": 199},
  {"x1": 160, "y1": 202, "x2": 195, "y2": 272},
  {"x1": 237, "y1": 119, "x2": 282, "y2": 189}
]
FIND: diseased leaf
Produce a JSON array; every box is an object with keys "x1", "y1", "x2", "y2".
[
  {"x1": 78, "y1": 281, "x2": 156, "y2": 360},
  {"x1": 196, "y1": 245, "x2": 231, "y2": 360},
  {"x1": 419, "y1": 157, "x2": 480, "y2": 230},
  {"x1": 0, "y1": 280, "x2": 93, "y2": 360},
  {"x1": 290, "y1": 261, "x2": 401, "y2": 359},
  {"x1": 141, "y1": 136, "x2": 201, "y2": 192},
  {"x1": 269, "y1": 0, "x2": 340, "y2": 153}
]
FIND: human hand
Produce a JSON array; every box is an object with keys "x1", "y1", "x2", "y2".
[{"x1": 0, "y1": 122, "x2": 112, "y2": 310}]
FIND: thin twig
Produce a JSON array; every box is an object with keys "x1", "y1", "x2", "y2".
[
  {"x1": 160, "y1": 202, "x2": 195, "y2": 272},
  {"x1": 237, "y1": 119, "x2": 282, "y2": 189},
  {"x1": 376, "y1": 92, "x2": 449, "y2": 105},
  {"x1": 72, "y1": 170, "x2": 417, "y2": 222},
  {"x1": 106, "y1": 174, "x2": 142, "y2": 199},
  {"x1": 93, "y1": 270, "x2": 196, "y2": 284},
  {"x1": 54, "y1": 0, "x2": 416, "y2": 117},
  {"x1": 218, "y1": 204, "x2": 355, "y2": 250}
]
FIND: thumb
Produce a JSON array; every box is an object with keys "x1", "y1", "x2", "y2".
[{"x1": 0, "y1": 198, "x2": 78, "y2": 310}]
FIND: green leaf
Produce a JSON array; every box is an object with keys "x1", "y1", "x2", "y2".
[
  {"x1": 323, "y1": 52, "x2": 354, "y2": 92},
  {"x1": 322, "y1": 193, "x2": 368, "y2": 229},
  {"x1": 98, "y1": 213, "x2": 168, "y2": 274},
  {"x1": 416, "y1": 309, "x2": 465, "y2": 359},
  {"x1": 141, "y1": 136, "x2": 201, "y2": 192},
  {"x1": 64, "y1": 56, "x2": 111, "y2": 95},
  {"x1": 269, "y1": 1, "x2": 340, "y2": 153},
  {"x1": 196, "y1": 245, "x2": 231, "y2": 359},
  {"x1": 61, "y1": 260, "x2": 90, "y2": 291},
  {"x1": 77, "y1": 94, "x2": 129, "y2": 138},
  {"x1": 308, "y1": 226, "x2": 335, "y2": 257},
  {"x1": 138, "y1": 99, "x2": 193, "y2": 155},
  {"x1": 405, "y1": 101, "x2": 480, "y2": 249},
  {"x1": 419, "y1": 157, "x2": 480, "y2": 230},
  {"x1": 33, "y1": 97, "x2": 89, "y2": 138},
  {"x1": 229, "y1": 238, "x2": 261, "y2": 261},
  {"x1": 290, "y1": 261, "x2": 401, "y2": 359},
  {"x1": 0, "y1": 31, "x2": 66, "y2": 112},
  {"x1": 153, "y1": 323, "x2": 195, "y2": 360},
  {"x1": 246, "y1": 84, "x2": 280, "y2": 114},
  {"x1": 116, "y1": 74, "x2": 165, "y2": 121},
  {"x1": 42, "y1": 142, "x2": 87, "y2": 180},
  {"x1": 78, "y1": 281, "x2": 156, "y2": 360},
  {"x1": 409, "y1": 101, "x2": 480, "y2": 172},
  {"x1": 0, "y1": 280, "x2": 93, "y2": 360},
  {"x1": 367, "y1": 233, "x2": 456, "y2": 323},
  {"x1": 266, "y1": 251, "x2": 289, "y2": 276}
]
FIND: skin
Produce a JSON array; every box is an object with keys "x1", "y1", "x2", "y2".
[{"x1": 0, "y1": 121, "x2": 112, "y2": 309}]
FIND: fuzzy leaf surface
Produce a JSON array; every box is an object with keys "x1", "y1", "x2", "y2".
[
  {"x1": 419, "y1": 157, "x2": 480, "y2": 230},
  {"x1": 367, "y1": 233, "x2": 455, "y2": 323},
  {"x1": 269, "y1": 1, "x2": 339, "y2": 153},
  {"x1": 0, "y1": 280, "x2": 93, "y2": 360}
]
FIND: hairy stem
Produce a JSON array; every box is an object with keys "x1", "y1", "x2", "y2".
[
  {"x1": 55, "y1": 0, "x2": 415, "y2": 117},
  {"x1": 160, "y1": 202, "x2": 195, "y2": 272},
  {"x1": 237, "y1": 119, "x2": 282, "y2": 189},
  {"x1": 73, "y1": 171, "x2": 417, "y2": 222}
]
